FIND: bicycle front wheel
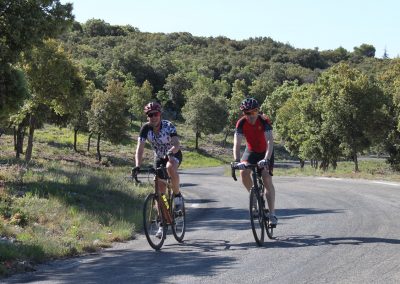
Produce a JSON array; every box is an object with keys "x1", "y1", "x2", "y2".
[
  {"x1": 249, "y1": 188, "x2": 265, "y2": 246},
  {"x1": 264, "y1": 208, "x2": 274, "y2": 239},
  {"x1": 171, "y1": 197, "x2": 186, "y2": 242},
  {"x1": 143, "y1": 193, "x2": 166, "y2": 250}
]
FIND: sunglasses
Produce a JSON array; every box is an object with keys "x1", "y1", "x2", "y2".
[
  {"x1": 244, "y1": 110, "x2": 258, "y2": 116},
  {"x1": 147, "y1": 112, "x2": 160, "y2": 118}
]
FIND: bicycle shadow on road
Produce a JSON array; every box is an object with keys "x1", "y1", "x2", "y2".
[
  {"x1": 185, "y1": 204, "x2": 250, "y2": 232},
  {"x1": 4, "y1": 247, "x2": 238, "y2": 284},
  {"x1": 174, "y1": 238, "x2": 266, "y2": 252},
  {"x1": 269, "y1": 234, "x2": 400, "y2": 248},
  {"x1": 276, "y1": 208, "x2": 345, "y2": 220}
]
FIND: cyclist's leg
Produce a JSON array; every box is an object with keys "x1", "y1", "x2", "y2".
[
  {"x1": 261, "y1": 152, "x2": 275, "y2": 214},
  {"x1": 239, "y1": 148, "x2": 252, "y2": 192},
  {"x1": 155, "y1": 157, "x2": 168, "y2": 194},
  {"x1": 166, "y1": 151, "x2": 182, "y2": 195},
  {"x1": 261, "y1": 170, "x2": 275, "y2": 213},
  {"x1": 240, "y1": 169, "x2": 252, "y2": 192}
]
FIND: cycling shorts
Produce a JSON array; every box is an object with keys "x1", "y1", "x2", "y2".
[
  {"x1": 241, "y1": 148, "x2": 274, "y2": 176},
  {"x1": 154, "y1": 150, "x2": 183, "y2": 179}
]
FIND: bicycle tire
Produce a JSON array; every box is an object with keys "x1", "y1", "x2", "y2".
[
  {"x1": 264, "y1": 208, "x2": 274, "y2": 239},
  {"x1": 249, "y1": 188, "x2": 265, "y2": 246},
  {"x1": 143, "y1": 193, "x2": 166, "y2": 250},
  {"x1": 259, "y1": 183, "x2": 274, "y2": 239},
  {"x1": 171, "y1": 196, "x2": 186, "y2": 242}
]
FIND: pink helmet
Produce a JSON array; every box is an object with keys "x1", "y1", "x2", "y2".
[{"x1": 144, "y1": 102, "x2": 161, "y2": 114}]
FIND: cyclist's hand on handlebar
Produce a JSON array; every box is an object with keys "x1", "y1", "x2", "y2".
[
  {"x1": 257, "y1": 159, "x2": 270, "y2": 168},
  {"x1": 163, "y1": 150, "x2": 174, "y2": 161},
  {"x1": 236, "y1": 162, "x2": 247, "y2": 170}
]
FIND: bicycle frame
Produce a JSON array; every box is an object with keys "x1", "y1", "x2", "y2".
[
  {"x1": 133, "y1": 165, "x2": 186, "y2": 250},
  {"x1": 231, "y1": 162, "x2": 274, "y2": 244},
  {"x1": 133, "y1": 166, "x2": 173, "y2": 224}
]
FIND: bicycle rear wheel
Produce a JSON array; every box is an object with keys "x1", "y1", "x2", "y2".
[
  {"x1": 171, "y1": 196, "x2": 186, "y2": 242},
  {"x1": 249, "y1": 188, "x2": 265, "y2": 246},
  {"x1": 143, "y1": 193, "x2": 166, "y2": 250}
]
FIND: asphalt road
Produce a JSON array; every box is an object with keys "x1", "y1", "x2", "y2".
[{"x1": 5, "y1": 167, "x2": 400, "y2": 283}]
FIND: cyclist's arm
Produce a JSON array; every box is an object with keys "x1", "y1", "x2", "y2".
[
  {"x1": 135, "y1": 139, "x2": 146, "y2": 167},
  {"x1": 264, "y1": 129, "x2": 274, "y2": 160},
  {"x1": 233, "y1": 133, "x2": 243, "y2": 162},
  {"x1": 169, "y1": 135, "x2": 180, "y2": 154}
]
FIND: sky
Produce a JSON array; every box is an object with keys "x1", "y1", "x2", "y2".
[{"x1": 61, "y1": 0, "x2": 400, "y2": 58}]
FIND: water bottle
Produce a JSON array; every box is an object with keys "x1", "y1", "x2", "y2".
[{"x1": 161, "y1": 193, "x2": 169, "y2": 210}]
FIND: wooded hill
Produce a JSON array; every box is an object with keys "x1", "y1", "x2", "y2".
[{"x1": 2, "y1": 1, "x2": 400, "y2": 171}]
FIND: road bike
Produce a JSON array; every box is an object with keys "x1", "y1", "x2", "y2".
[
  {"x1": 231, "y1": 162, "x2": 274, "y2": 246},
  {"x1": 132, "y1": 166, "x2": 186, "y2": 250}
]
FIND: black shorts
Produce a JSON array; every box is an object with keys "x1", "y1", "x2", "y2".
[
  {"x1": 241, "y1": 148, "x2": 274, "y2": 176},
  {"x1": 154, "y1": 150, "x2": 183, "y2": 179}
]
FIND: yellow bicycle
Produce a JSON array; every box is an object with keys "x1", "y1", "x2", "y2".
[{"x1": 133, "y1": 166, "x2": 186, "y2": 250}]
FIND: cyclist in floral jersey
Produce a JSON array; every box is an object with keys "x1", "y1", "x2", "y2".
[{"x1": 133, "y1": 102, "x2": 183, "y2": 237}]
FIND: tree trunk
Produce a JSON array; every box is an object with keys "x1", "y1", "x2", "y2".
[
  {"x1": 25, "y1": 114, "x2": 36, "y2": 162},
  {"x1": 73, "y1": 128, "x2": 78, "y2": 152},
  {"x1": 87, "y1": 132, "x2": 92, "y2": 152},
  {"x1": 15, "y1": 124, "x2": 25, "y2": 159},
  {"x1": 13, "y1": 127, "x2": 17, "y2": 151},
  {"x1": 299, "y1": 159, "x2": 305, "y2": 168},
  {"x1": 222, "y1": 130, "x2": 230, "y2": 148},
  {"x1": 320, "y1": 160, "x2": 329, "y2": 171},
  {"x1": 96, "y1": 133, "x2": 101, "y2": 161},
  {"x1": 353, "y1": 152, "x2": 359, "y2": 172},
  {"x1": 332, "y1": 160, "x2": 337, "y2": 170},
  {"x1": 195, "y1": 131, "x2": 200, "y2": 150}
]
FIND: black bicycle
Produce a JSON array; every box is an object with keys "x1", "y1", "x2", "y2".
[
  {"x1": 132, "y1": 166, "x2": 186, "y2": 250},
  {"x1": 231, "y1": 162, "x2": 274, "y2": 246}
]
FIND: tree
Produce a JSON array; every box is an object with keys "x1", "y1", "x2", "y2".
[
  {"x1": 182, "y1": 93, "x2": 228, "y2": 150},
  {"x1": 0, "y1": 0, "x2": 73, "y2": 125},
  {"x1": 224, "y1": 80, "x2": 247, "y2": 145},
  {"x1": 22, "y1": 39, "x2": 86, "y2": 161},
  {"x1": 260, "y1": 80, "x2": 300, "y2": 122},
  {"x1": 353, "y1": 44, "x2": 376, "y2": 58},
  {"x1": 316, "y1": 63, "x2": 388, "y2": 171},
  {"x1": 0, "y1": 67, "x2": 29, "y2": 126},
  {"x1": 378, "y1": 59, "x2": 400, "y2": 170},
  {"x1": 163, "y1": 72, "x2": 192, "y2": 115},
  {"x1": 0, "y1": 0, "x2": 73, "y2": 65},
  {"x1": 87, "y1": 80, "x2": 129, "y2": 161},
  {"x1": 320, "y1": 47, "x2": 350, "y2": 64},
  {"x1": 182, "y1": 76, "x2": 228, "y2": 149},
  {"x1": 128, "y1": 80, "x2": 153, "y2": 124},
  {"x1": 83, "y1": 19, "x2": 111, "y2": 37},
  {"x1": 69, "y1": 82, "x2": 95, "y2": 152},
  {"x1": 275, "y1": 84, "x2": 320, "y2": 168}
]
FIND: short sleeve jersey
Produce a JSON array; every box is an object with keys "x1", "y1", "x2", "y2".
[
  {"x1": 235, "y1": 115, "x2": 273, "y2": 153},
  {"x1": 139, "y1": 120, "x2": 178, "y2": 158}
]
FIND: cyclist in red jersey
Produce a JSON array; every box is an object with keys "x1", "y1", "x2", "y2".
[{"x1": 233, "y1": 98, "x2": 277, "y2": 226}]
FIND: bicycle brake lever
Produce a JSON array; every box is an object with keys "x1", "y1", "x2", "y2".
[
  {"x1": 231, "y1": 162, "x2": 237, "y2": 181},
  {"x1": 133, "y1": 174, "x2": 140, "y2": 184}
]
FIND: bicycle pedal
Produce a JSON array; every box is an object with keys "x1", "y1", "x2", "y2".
[{"x1": 174, "y1": 210, "x2": 183, "y2": 216}]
